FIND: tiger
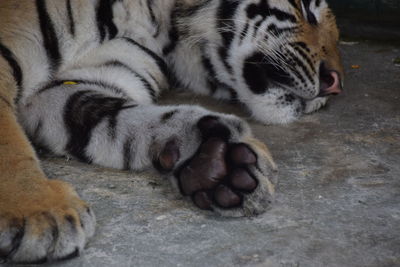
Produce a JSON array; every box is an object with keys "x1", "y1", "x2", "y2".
[{"x1": 0, "y1": 0, "x2": 343, "y2": 263}]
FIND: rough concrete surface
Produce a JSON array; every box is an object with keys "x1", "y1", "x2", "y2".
[{"x1": 10, "y1": 42, "x2": 400, "y2": 267}]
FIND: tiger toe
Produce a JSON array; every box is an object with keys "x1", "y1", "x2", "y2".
[{"x1": 0, "y1": 180, "x2": 95, "y2": 264}]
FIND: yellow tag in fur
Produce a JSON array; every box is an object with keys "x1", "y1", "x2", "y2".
[{"x1": 63, "y1": 81, "x2": 78, "y2": 85}]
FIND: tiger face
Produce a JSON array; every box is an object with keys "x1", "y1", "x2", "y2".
[{"x1": 184, "y1": 0, "x2": 343, "y2": 123}]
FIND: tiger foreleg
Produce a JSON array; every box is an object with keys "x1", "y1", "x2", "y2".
[{"x1": 20, "y1": 82, "x2": 277, "y2": 218}]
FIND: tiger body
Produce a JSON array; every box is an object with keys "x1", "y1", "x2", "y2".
[{"x1": 0, "y1": 0, "x2": 342, "y2": 263}]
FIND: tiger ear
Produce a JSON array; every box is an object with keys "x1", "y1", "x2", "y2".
[{"x1": 300, "y1": 0, "x2": 328, "y2": 25}]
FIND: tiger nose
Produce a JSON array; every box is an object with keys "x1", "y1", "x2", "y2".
[{"x1": 318, "y1": 64, "x2": 343, "y2": 97}]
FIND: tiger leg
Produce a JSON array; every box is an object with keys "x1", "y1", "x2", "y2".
[
  {"x1": 0, "y1": 58, "x2": 95, "y2": 264},
  {"x1": 20, "y1": 80, "x2": 277, "y2": 218}
]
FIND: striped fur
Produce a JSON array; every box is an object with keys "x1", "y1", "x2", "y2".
[{"x1": 0, "y1": 0, "x2": 341, "y2": 263}]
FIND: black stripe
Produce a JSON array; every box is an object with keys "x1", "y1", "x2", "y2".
[
  {"x1": 6, "y1": 219, "x2": 26, "y2": 260},
  {"x1": 162, "y1": 9, "x2": 179, "y2": 55},
  {"x1": 146, "y1": 0, "x2": 160, "y2": 37},
  {"x1": 108, "y1": 112, "x2": 118, "y2": 139},
  {"x1": 102, "y1": 60, "x2": 157, "y2": 101},
  {"x1": 38, "y1": 79, "x2": 126, "y2": 96},
  {"x1": 217, "y1": 0, "x2": 240, "y2": 73},
  {"x1": 291, "y1": 41, "x2": 311, "y2": 53},
  {"x1": 108, "y1": 104, "x2": 137, "y2": 139},
  {"x1": 288, "y1": 0, "x2": 299, "y2": 10},
  {"x1": 36, "y1": 0, "x2": 62, "y2": 73},
  {"x1": 207, "y1": 79, "x2": 218, "y2": 95},
  {"x1": 0, "y1": 40, "x2": 23, "y2": 95},
  {"x1": 268, "y1": 8, "x2": 297, "y2": 23},
  {"x1": 134, "y1": 74, "x2": 156, "y2": 101},
  {"x1": 201, "y1": 55, "x2": 218, "y2": 95},
  {"x1": 58, "y1": 248, "x2": 80, "y2": 261},
  {"x1": 123, "y1": 138, "x2": 134, "y2": 170},
  {"x1": 147, "y1": 72, "x2": 162, "y2": 91},
  {"x1": 291, "y1": 44, "x2": 315, "y2": 74},
  {"x1": 163, "y1": 1, "x2": 212, "y2": 55},
  {"x1": 120, "y1": 37, "x2": 170, "y2": 85},
  {"x1": 306, "y1": 11, "x2": 317, "y2": 25},
  {"x1": 302, "y1": 0, "x2": 312, "y2": 7},
  {"x1": 66, "y1": 0, "x2": 75, "y2": 36},
  {"x1": 228, "y1": 86, "x2": 238, "y2": 101},
  {"x1": 283, "y1": 51, "x2": 307, "y2": 85},
  {"x1": 302, "y1": 0, "x2": 318, "y2": 25},
  {"x1": 254, "y1": 19, "x2": 263, "y2": 34},
  {"x1": 246, "y1": 0, "x2": 297, "y2": 23},
  {"x1": 286, "y1": 49, "x2": 314, "y2": 83},
  {"x1": 267, "y1": 25, "x2": 298, "y2": 36},
  {"x1": 64, "y1": 90, "x2": 129, "y2": 162},
  {"x1": 201, "y1": 50, "x2": 238, "y2": 100},
  {"x1": 218, "y1": 0, "x2": 240, "y2": 47},
  {"x1": 65, "y1": 215, "x2": 77, "y2": 233},
  {"x1": 96, "y1": 0, "x2": 118, "y2": 42},
  {"x1": 243, "y1": 52, "x2": 292, "y2": 94},
  {"x1": 147, "y1": 0, "x2": 157, "y2": 25},
  {"x1": 161, "y1": 110, "x2": 178, "y2": 122},
  {"x1": 239, "y1": 22, "x2": 250, "y2": 42}
]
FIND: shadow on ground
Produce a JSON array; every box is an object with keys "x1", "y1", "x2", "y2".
[{"x1": 35, "y1": 42, "x2": 400, "y2": 267}]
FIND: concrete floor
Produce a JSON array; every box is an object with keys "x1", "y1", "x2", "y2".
[{"x1": 20, "y1": 41, "x2": 400, "y2": 267}]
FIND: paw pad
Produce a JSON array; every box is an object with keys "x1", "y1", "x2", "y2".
[{"x1": 176, "y1": 135, "x2": 260, "y2": 211}]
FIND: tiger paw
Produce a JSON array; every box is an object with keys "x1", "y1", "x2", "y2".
[
  {"x1": 155, "y1": 116, "x2": 278, "y2": 217},
  {"x1": 0, "y1": 179, "x2": 95, "y2": 264},
  {"x1": 304, "y1": 97, "x2": 329, "y2": 114}
]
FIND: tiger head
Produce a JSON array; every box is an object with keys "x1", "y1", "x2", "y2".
[{"x1": 180, "y1": 0, "x2": 344, "y2": 123}]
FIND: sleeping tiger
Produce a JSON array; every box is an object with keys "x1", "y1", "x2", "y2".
[{"x1": 0, "y1": 0, "x2": 343, "y2": 263}]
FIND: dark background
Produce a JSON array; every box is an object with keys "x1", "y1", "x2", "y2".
[{"x1": 328, "y1": 0, "x2": 400, "y2": 43}]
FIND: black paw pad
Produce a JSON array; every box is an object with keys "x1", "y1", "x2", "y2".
[
  {"x1": 193, "y1": 191, "x2": 213, "y2": 210},
  {"x1": 197, "y1": 116, "x2": 231, "y2": 140},
  {"x1": 229, "y1": 144, "x2": 257, "y2": 165},
  {"x1": 160, "y1": 140, "x2": 180, "y2": 171},
  {"x1": 176, "y1": 134, "x2": 264, "y2": 212},
  {"x1": 155, "y1": 139, "x2": 180, "y2": 173},
  {"x1": 230, "y1": 169, "x2": 257, "y2": 192},
  {"x1": 179, "y1": 138, "x2": 227, "y2": 195},
  {"x1": 214, "y1": 185, "x2": 242, "y2": 208}
]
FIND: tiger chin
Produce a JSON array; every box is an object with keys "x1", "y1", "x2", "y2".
[{"x1": 0, "y1": 0, "x2": 342, "y2": 263}]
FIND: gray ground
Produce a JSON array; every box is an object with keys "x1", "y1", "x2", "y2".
[{"x1": 16, "y1": 41, "x2": 400, "y2": 267}]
